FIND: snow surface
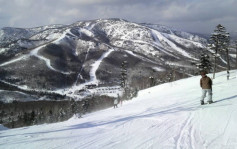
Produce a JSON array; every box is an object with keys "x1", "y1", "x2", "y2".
[
  {"x1": 153, "y1": 30, "x2": 197, "y2": 60},
  {"x1": 0, "y1": 54, "x2": 28, "y2": 67},
  {"x1": 90, "y1": 49, "x2": 114, "y2": 84},
  {"x1": 1, "y1": 70, "x2": 237, "y2": 149},
  {"x1": 30, "y1": 44, "x2": 72, "y2": 75},
  {"x1": 0, "y1": 89, "x2": 36, "y2": 103},
  {"x1": 0, "y1": 30, "x2": 72, "y2": 75},
  {"x1": 56, "y1": 48, "x2": 118, "y2": 99},
  {"x1": 219, "y1": 57, "x2": 227, "y2": 64},
  {"x1": 0, "y1": 125, "x2": 8, "y2": 131},
  {"x1": 229, "y1": 54, "x2": 236, "y2": 58},
  {"x1": 125, "y1": 50, "x2": 158, "y2": 64},
  {"x1": 0, "y1": 48, "x2": 8, "y2": 54},
  {"x1": 166, "y1": 34, "x2": 204, "y2": 49},
  {"x1": 152, "y1": 66, "x2": 166, "y2": 72}
]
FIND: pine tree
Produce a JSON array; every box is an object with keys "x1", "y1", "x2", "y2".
[
  {"x1": 166, "y1": 72, "x2": 173, "y2": 82},
  {"x1": 196, "y1": 53, "x2": 212, "y2": 73},
  {"x1": 149, "y1": 76, "x2": 155, "y2": 87},
  {"x1": 209, "y1": 24, "x2": 229, "y2": 79},
  {"x1": 120, "y1": 61, "x2": 127, "y2": 88},
  {"x1": 149, "y1": 70, "x2": 156, "y2": 87},
  {"x1": 120, "y1": 61, "x2": 128, "y2": 99}
]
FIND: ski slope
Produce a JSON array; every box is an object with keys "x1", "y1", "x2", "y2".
[
  {"x1": 0, "y1": 30, "x2": 71, "y2": 75},
  {"x1": 1, "y1": 70, "x2": 237, "y2": 149},
  {"x1": 56, "y1": 48, "x2": 116, "y2": 99}
]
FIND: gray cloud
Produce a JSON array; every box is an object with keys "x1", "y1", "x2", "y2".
[{"x1": 0, "y1": 0, "x2": 236, "y2": 33}]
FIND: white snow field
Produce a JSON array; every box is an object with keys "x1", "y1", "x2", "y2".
[{"x1": 1, "y1": 70, "x2": 237, "y2": 149}]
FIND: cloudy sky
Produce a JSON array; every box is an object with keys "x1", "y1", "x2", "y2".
[{"x1": 0, "y1": 0, "x2": 236, "y2": 33}]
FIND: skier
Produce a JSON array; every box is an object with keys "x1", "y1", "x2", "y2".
[
  {"x1": 227, "y1": 71, "x2": 230, "y2": 80},
  {"x1": 117, "y1": 94, "x2": 122, "y2": 106},
  {"x1": 200, "y1": 71, "x2": 213, "y2": 105},
  {"x1": 113, "y1": 98, "x2": 118, "y2": 108},
  {"x1": 82, "y1": 100, "x2": 89, "y2": 114}
]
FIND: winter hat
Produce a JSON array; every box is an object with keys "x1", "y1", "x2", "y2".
[{"x1": 200, "y1": 71, "x2": 207, "y2": 75}]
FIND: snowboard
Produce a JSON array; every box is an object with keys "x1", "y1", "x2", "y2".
[{"x1": 201, "y1": 101, "x2": 215, "y2": 105}]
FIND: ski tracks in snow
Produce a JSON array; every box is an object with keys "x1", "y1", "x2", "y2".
[
  {"x1": 175, "y1": 109, "x2": 209, "y2": 149},
  {"x1": 176, "y1": 113, "x2": 196, "y2": 149}
]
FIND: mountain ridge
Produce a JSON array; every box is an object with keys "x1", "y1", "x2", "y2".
[{"x1": 0, "y1": 18, "x2": 235, "y2": 102}]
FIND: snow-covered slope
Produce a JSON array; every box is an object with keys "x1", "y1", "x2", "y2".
[
  {"x1": 1, "y1": 18, "x2": 236, "y2": 101},
  {"x1": 1, "y1": 70, "x2": 237, "y2": 149}
]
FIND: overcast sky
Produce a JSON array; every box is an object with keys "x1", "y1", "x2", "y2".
[{"x1": 0, "y1": 0, "x2": 237, "y2": 34}]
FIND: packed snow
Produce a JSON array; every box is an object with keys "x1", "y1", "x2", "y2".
[{"x1": 1, "y1": 70, "x2": 237, "y2": 149}]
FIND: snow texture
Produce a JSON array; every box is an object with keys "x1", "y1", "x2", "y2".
[
  {"x1": 153, "y1": 30, "x2": 196, "y2": 60},
  {"x1": 0, "y1": 125, "x2": 8, "y2": 131},
  {"x1": 57, "y1": 48, "x2": 116, "y2": 99},
  {"x1": 1, "y1": 70, "x2": 237, "y2": 149},
  {"x1": 0, "y1": 29, "x2": 72, "y2": 75}
]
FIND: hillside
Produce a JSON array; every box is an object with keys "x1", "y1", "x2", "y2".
[
  {"x1": 1, "y1": 18, "x2": 236, "y2": 101},
  {"x1": 1, "y1": 70, "x2": 237, "y2": 149}
]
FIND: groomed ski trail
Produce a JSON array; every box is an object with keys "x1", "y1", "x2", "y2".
[
  {"x1": 1, "y1": 70, "x2": 237, "y2": 149},
  {"x1": 63, "y1": 48, "x2": 115, "y2": 97},
  {"x1": 0, "y1": 30, "x2": 71, "y2": 75}
]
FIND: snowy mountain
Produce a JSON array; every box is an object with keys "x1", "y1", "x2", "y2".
[
  {"x1": 1, "y1": 70, "x2": 237, "y2": 149},
  {"x1": 0, "y1": 18, "x2": 235, "y2": 102}
]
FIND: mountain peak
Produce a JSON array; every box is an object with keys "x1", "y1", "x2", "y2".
[{"x1": 0, "y1": 19, "x2": 233, "y2": 102}]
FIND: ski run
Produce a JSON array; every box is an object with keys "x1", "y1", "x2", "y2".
[
  {"x1": 58, "y1": 48, "x2": 117, "y2": 98},
  {"x1": 1, "y1": 70, "x2": 237, "y2": 149},
  {"x1": 0, "y1": 30, "x2": 71, "y2": 75}
]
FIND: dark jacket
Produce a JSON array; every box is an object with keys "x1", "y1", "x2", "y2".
[{"x1": 200, "y1": 76, "x2": 212, "y2": 89}]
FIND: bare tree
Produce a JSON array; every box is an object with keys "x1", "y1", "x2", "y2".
[{"x1": 221, "y1": 31, "x2": 230, "y2": 79}]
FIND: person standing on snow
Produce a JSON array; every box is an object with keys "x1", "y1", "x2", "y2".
[
  {"x1": 200, "y1": 71, "x2": 213, "y2": 105},
  {"x1": 113, "y1": 98, "x2": 118, "y2": 108},
  {"x1": 117, "y1": 94, "x2": 122, "y2": 106}
]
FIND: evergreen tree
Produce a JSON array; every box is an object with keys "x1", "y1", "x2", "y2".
[
  {"x1": 149, "y1": 69, "x2": 156, "y2": 87},
  {"x1": 166, "y1": 72, "x2": 173, "y2": 82},
  {"x1": 209, "y1": 24, "x2": 229, "y2": 79},
  {"x1": 120, "y1": 61, "x2": 127, "y2": 88},
  {"x1": 133, "y1": 88, "x2": 138, "y2": 97},
  {"x1": 149, "y1": 76, "x2": 155, "y2": 87},
  {"x1": 196, "y1": 53, "x2": 212, "y2": 73},
  {"x1": 120, "y1": 61, "x2": 128, "y2": 99}
]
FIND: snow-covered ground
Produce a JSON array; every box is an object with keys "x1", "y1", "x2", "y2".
[
  {"x1": 1, "y1": 70, "x2": 237, "y2": 149},
  {"x1": 151, "y1": 29, "x2": 197, "y2": 60},
  {"x1": 0, "y1": 29, "x2": 72, "y2": 75},
  {"x1": 55, "y1": 48, "x2": 119, "y2": 99}
]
